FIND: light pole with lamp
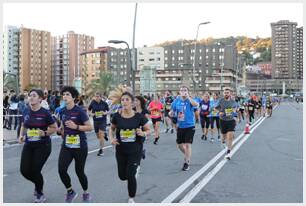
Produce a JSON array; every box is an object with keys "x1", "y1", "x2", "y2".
[
  {"x1": 192, "y1": 21, "x2": 210, "y2": 95},
  {"x1": 108, "y1": 40, "x2": 135, "y2": 94}
]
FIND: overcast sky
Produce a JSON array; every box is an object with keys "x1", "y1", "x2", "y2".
[{"x1": 3, "y1": 3, "x2": 303, "y2": 48}]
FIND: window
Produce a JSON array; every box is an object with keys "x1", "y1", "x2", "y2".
[{"x1": 149, "y1": 58, "x2": 154, "y2": 61}]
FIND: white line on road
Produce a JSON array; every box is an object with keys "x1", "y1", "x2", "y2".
[
  {"x1": 161, "y1": 116, "x2": 264, "y2": 203},
  {"x1": 3, "y1": 174, "x2": 7, "y2": 177},
  {"x1": 88, "y1": 145, "x2": 113, "y2": 154},
  {"x1": 180, "y1": 116, "x2": 267, "y2": 203}
]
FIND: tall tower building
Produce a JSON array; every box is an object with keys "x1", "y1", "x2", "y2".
[
  {"x1": 271, "y1": 20, "x2": 297, "y2": 79},
  {"x1": 19, "y1": 27, "x2": 52, "y2": 91},
  {"x1": 3, "y1": 25, "x2": 20, "y2": 75},
  {"x1": 296, "y1": 26, "x2": 303, "y2": 79},
  {"x1": 52, "y1": 31, "x2": 94, "y2": 91}
]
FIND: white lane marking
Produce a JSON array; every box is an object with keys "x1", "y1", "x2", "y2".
[
  {"x1": 180, "y1": 116, "x2": 266, "y2": 203},
  {"x1": 161, "y1": 116, "x2": 263, "y2": 203},
  {"x1": 88, "y1": 145, "x2": 113, "y2": 154},
  {"x1": 3, "y1": 174, "x2": 7, "y2": 177}
]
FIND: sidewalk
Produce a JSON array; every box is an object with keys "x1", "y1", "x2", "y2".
[{"x1": 3, "y1": 128, "x2": 19, "y2": 145}]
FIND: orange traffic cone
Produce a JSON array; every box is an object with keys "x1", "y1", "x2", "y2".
[{"x1": 244, "y1": 123, "x2": 250, "y2": 134}]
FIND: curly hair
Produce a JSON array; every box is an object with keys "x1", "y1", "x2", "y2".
[{"x1": 108, "y1": 85, "x2": 133, "y2": 105}]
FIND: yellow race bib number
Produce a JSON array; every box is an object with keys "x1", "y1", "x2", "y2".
[
  {"x1": 165, "y1": 105, "x2": 171, "y2": 110},
  {"x1": 27, "y1": 129, "x2": 41, "y2": 141},
  {"x1": 95, "y1": 111, "x2": 103, "y2": 118},
  {"x1": 65, "y1": 135, "x2": 80, "y2": 148},
  {"x1": 225, "y1": 108, "x2": 233, "y2": 116},
  {"x1": 120, "y1": 129, "x2": 136, "y2": 143}
]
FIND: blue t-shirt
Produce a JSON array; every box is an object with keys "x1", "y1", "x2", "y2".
[
  {"x1": 22, "y1": 107, "x2": 55, "y2": 144},
  {"x1": 209, "y1": 99, "x2": 220, "y2": 117},
  {"x1": 60, "y1": 105, "x2": 89, "y2": 149},
  {"x1": 199, "y1": 100, "x2": 210, "y2": 117},
  {"x1": 171, "y1": 97, "x2": 196, "y2": 128},
  {"x1": 88, "y1": 100, "x2": 109, "y2": 122}
]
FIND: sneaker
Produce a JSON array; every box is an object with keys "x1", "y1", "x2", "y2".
[
  {"x1": 34, "y1": 193, "x2": 46, "y2": 203},
  {"x1": 65, "y1": 190, "x2": 78, "y2": 203},
  {"x1": 82, "y1": 192, "x2": 91, "y2": 202},
  {"x1": 210, "y1": 137, "x2": 214, "y2": 142},
  {"x1": 217, "y1": 135, "x2": 220, "y2": 140},
  {"x1": 97, "y1": 149, "x2": 104, "y2": 156},
  {"x1": 165, "y1": 128, "x2": 169, "y2": 133},
  {"x1": 170, "y1": 128, "x2": 174, "y2": 134},
  {"x1": 104, "y1": 134, "x2": 108, "y2": 141},
  {"x1": 225, "y1": 153, "x2": 231, "y2": 160},
  {"x1": 128, "y1": 198, "x2": 135, "y2": 203},
  {"x1": 182, "y1": 163, "x2": 190, "y2": 171},
  {"x1": 201, "y1": 135, "x2": 205, "y2": 140},
  {"x1": 142, "y1": 149, "x2": 146, "y2": 159}
]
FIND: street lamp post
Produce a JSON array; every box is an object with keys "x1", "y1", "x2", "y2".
[
  {"x1": 108, "y1": 40, "x2": 135, "y2": 94},
  {"x1": 192, "y1": 21, "x2": 210, "y2": 95}
]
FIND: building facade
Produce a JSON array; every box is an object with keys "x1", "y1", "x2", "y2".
[
  {"x1": 19, "y1": 27, "x2": 52, "y2": 91},
  {"x1": 3, "y1": 25, "x2": 20, "y2": 75},
  {"x1": 137, "y1": 46, "x2": 164, "y2": 70},
  {"x1": 80, "y1": 47, "x2": 109, "y2": 95},
  {"x1": 52, "y1": 31, "x2": 94, "y2": 91},
  {"x1": 296, "y1": 26, "x2": 303, "y2": 79},
  {"x1": 271, "y1": 20, "x2": 297, "y2": 79}
]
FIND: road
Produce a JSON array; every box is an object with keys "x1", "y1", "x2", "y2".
[{"x1": 3, "y1": 101, "x2": 303, "y2": 203}]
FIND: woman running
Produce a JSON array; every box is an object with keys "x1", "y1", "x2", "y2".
[
  {"x1": 19, "y1": 89, "x2": 57, "y2": 203},
  {"x1": 109, "y1": 91, "x2": 150, "y2": 203}
]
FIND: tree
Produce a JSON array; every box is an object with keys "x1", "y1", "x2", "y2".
[
  {"x1": 89, "y1": 71, "x2": 114, "y2": 97},
  {"x1": 3, "y1": 72, "x2": 18, "y2": 92}
]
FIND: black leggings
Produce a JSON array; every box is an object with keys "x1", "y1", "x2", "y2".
[
  {"x1": 20, "y1": 143, "x2": 51, "y2": 195},
  {"x1": 58, "y1": 146, "x2": 88, "y2": 191},
  {"x1": 210, "y1": 117, "x2": 220, "y2": 129},
  {"x1": 115, "y1": 143, "x2": 142, "y2": 198},
  {"x1": 249, "y1": 111, "x2": 255, "y2": 123}
]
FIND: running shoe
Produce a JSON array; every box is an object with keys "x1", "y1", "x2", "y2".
[
  {"x1": 170, "y1": 128, "x2": 174, "y2": 134},
  {"x1": 128, "y1": 198, "x2": 135, "y2": 203},
  {"x1": 225, "y1": 153, "x2": 231, "y2": 160},
  {"x1": 142, "y1": 149, "x2": 146, "y2": 159},
  {"x1": 65, "y1": 190, "x2": 78, "y2": 203},
  {"x1": 201, "y1": 135, "x2": 205, "y2": 140},
  {"x1": 82, "y1": 192, "x2": 91, "y2": 202},
  {"x1": 104, "y1": 134, "x2": 108, "y2": 141},
  {"x1": 97, "y1": 149, "x2": 104, "y2": 156},
  {"x1": 164, "y1": 128, "x2": 169, "y2": 133},
  {"x1": 182, "y1": 163, "x2": 190, "y2": 171},
  {"x1": 210, "y1": 137, "x2": 214, "y2": 143},
  {"x1": 34, "y1": 193, "x2": 46, "y2": 203}
]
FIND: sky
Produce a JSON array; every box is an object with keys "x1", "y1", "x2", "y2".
[{"x1": 3, "y1": 3, "x2": 303, "y2": 48}]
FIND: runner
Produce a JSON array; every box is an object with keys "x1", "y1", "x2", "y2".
[
  {"x1": 88, "y1": 92, "x2": 109, "y2": 156},
  {"x1": 266, "y1": 96, "x2": 273, "y2": 117},
  {"x1": 209, "y1": 93, "x2": 221, "y2": 141},
  {"x1": 247, "y1": 94, "x2": 256, "y2": 124},
  {"x1": 148, "y1": 95, "x2": 163, "y2": 145},
  {"x1": 261, "y1": 94, "x2": 267, "y2": 117},
  {"x1": 134, "y1": 95, "x2": 150, "y2": 159},
  {"x1": 109, "y1": 91, "x2": 150, "y2": 203},
  {"x1": 163, "y1": 90, "x2": 175, "y2": 134},
  {"x1": 58, "y1": 86, "x2": 93, "y2": 203},
  {"x1": 237, "y1": 96, "x2": 246, "y2": 123},
  {"x1": 215, "y1": 87, "x2": 238, "y2": 160},
  {"x1": 19, "y1": 89, "x2": 57, "y2": 203},
  {"x1": 169, "y1": 85, "x2": 199, "y2": 171},
  {"x1": 199, "y1": 93, "x2": 210, "y2": 141}
]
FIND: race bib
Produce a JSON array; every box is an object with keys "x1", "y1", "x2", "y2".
[
  {"x1": 225, "y1": 108, "x2": 233, "y2": 116},
  {"x1": 248, "y1": 107, "x2": 253, "y2": 111},
  {"x1": 212, "y1": 110, "x2": 218, "y2": 116},
  {"x1": 27, "y1": 129, "x2": 41, "y2": 141},
  {"x1": 120, "y1": 129, "x2": 136, "y2": 143},
  {"x1": 65, "y1": 135, "x2": 80, "y2": 148},
  {"x1": 152, "y1": 110, "x2": 160, "y2": 116},
  {"x1": 201, "y1": 105, "x2": 208, "y2": 110},
  {"x1": 95, "y1": 111, "x2": 103, "y2": 118},
  {"x1": 178, "y1": 111, "x2": 185, "y2": 121},
  {"x1": 165, "y1": 105, "x2": 171, "y2": 110}
]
